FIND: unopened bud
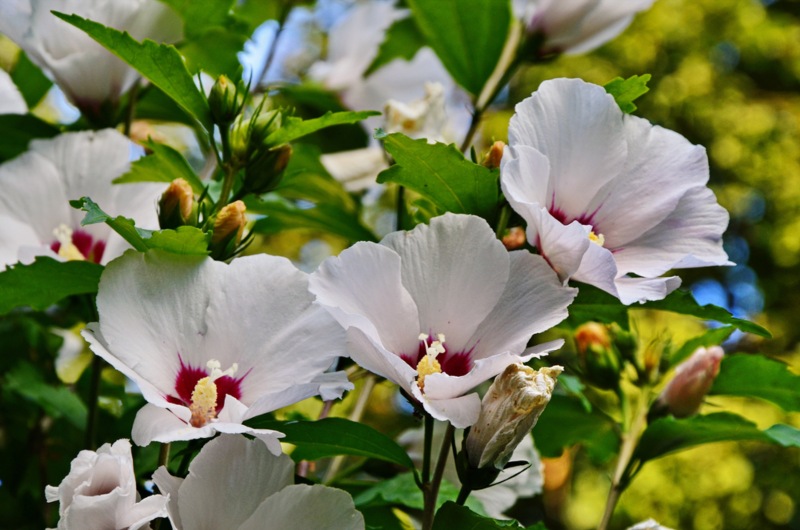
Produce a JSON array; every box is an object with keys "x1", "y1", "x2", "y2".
[
  {"x1": 209, "y1": 75, "x2": 245, "y2": 126},
  {"x1": 575, "y1": 322, "x2": 621, "y2": 389},
  {"x1": 158, "y1": 178, "x2": 196, "y2": 229},
  {"x1": 462, "y1": 364, "x2": 561, "y2": 489},
  {"x1": 210, "y1": 201, "x2": 247, "y2": 259},
  {"x1": 502, "y1": 226, "x2": 526, "y2": 250},
  {"x1": 243, "y1": 144, "x2": 292, "y2": 195},
  {"x1": 655, "y1": 346, "x2": 723, "y2": 418},
  {"x1": 482, "y1": 141, "x2": 505, "y2": 170}
]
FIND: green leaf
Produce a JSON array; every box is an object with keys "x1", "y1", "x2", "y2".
[
  {"x1": 710, "y1": 354, "x2": 800, "y2": 412},
  {"x1": 365, "y1": 17, "x2": 426, "y2": 76},
  {"x1": 604, "y1": 74, "x2": 651, "y2": 114},
  {"x1": 0, "y1": 114, "x2": 60, "y2": 163},
  {"x1": 266, "y1": 110, "x2": 381, "y2": 146},
  {"x1": 146, "y1": 227, "x2": 211, "y2": 255},
  {"x1": 276, "y1": 144, "x2": 359, "y2": 211},
  {"x1": 53, "y1": 12, "x2": 212, "y2": 131},
  {"x1": 355, "y1": 473, "x2": 486, "y2": 515},
  {"x1": 10, "y1": 52, "x2": 52, "y2": 108},
  {"x1": 159, "y1": 0, "x2": 235, "y2": 38},
  {"x1": 70, "y1": 197, "x2": 151, "y2": 252},
  {"x1": 135, "y1": 85, "x2": 195, "y2": 126},
  {"x1": 70, "y1": 198, "x2": 210, "y2": 255},
  {"x1": 407, "y1": 0, "x2": 511, "y2": 95},
  {"x1": 562, "y1": 285, "x2": 630, "y2": 330},
  {"x1": 248, "y1": 197, "x2": 378, "y2": 243},
  {"x1": 377, "y1": 132, "x2": 500, "y2": 222},
  {"x1": 534, "y1": 395, "x2": 619, "y2": 464},
  {"x1": 5, "y1": 362, "x2": 88, "y2": 429},
  {"x1": 634, "y1": 412, "x2": 800, "y2": 463},
  {"x1": 0, "y1": 258, "x2": 103, "y2": 315},
  {"x1": 245, "y1": 417, "x2": 414, "y2": 469},
  {"x1": 180, "y1": 29, "x2": 247, "y2": 78},
  {"x1": 640, "y1": 290, "x2": 771, "y2": 338},
  {"x1": 114, "y1": 141, "x2": 205, "y2": 194},
  {"x1": 432, "y1": 502, "x2": 523, "y2": 530},
  {"x1": 670, "y1": 326, "x2": 735, "y2": 366}
]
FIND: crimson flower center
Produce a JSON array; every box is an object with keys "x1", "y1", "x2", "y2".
[
  {"x1": 50, "y1": 226, "x2": 106, "y2": 263},
  {"x1": 168, "y1": 356, "x2": 244, "y2": 413},
  {"x1": 400, "y1": 333, "x2": 473, "y2": 377}
]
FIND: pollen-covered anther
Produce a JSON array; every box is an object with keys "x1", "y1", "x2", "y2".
[
  {"x1": 416, "y1": 334, "x2": 446, "y2": 392},
  {"x1": 588, "y1": 230, "x2": 605, "y2": 247},
  {"x1": 189, "y1": 360, "x2": 238, "y2": 427},
  {"x1": 53, "y1": 224, "x2": 86, "y2": 261}
]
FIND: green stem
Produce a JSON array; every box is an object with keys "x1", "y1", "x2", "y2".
[
  {"x1": 421, "y1": 422, "x2": 455, "y2": 530},
  {"x1": 158, "y1": 442, "x2": 171, "y2": 469},
  {"x1": 323, "y1": 375, "x2": 376, "y2": 484},
  {"x1": 598, "y1": 387, "x2": 650, "y2": 530},
  {"x1": 396, "y1": 185, "x2": 405, "y2": 231},
  {"x1": 494, "y1": 203, "x2": 511, "y2": 240},
  {"x1": 456, "y1": 483, "x2": 472, "y2": 506},
  {"x1": 84, "y1": 355, "x2": 102, "y2": 449},
  {"x1": 123, "y1": 83, "x2": 139, "y2": 138},
  {"x1": 215, "y1": 127, "x2": 236, "y2": 211},
  {"x1": 422, "y1": 414, "x2": 434, "y2": 485}
]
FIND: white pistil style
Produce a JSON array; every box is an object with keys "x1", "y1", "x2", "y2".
[
  {"x1": 189, "y1": 360, "x2": 238, "y2": 428},
  {"x1": 416, "y1": 333, "x2": 446, "y2": 392},
  {"x1": 588, "y1": 230, "x2": 605, "y2": 247},
  {"x1": 53, "y1": 224, "x2": 86, "y2": 261}
]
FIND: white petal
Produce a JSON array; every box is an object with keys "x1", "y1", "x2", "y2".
[
  {"x1": 240, "y1": 484, "x2": 366, "y2": 530},
  {"x1": 529, "y1": 207, "x2": 591, "y2": 282},
  {"x1": 500, "y1": 144, "x2": 552, "y2": 212},
  {"x1": 613, "y1": 186, "x2": 732, "y2": 277},
  {"x1": 177, "y1": 435, "x2": 294, "y2": 530},
  {"x1": 310, "y1": 241, "x2": 420, "y2": 357},
  {"x1": 244, "y1": 371, "x2": 354, "y2": 420},
  {"x1": 151, "y1": 467, "x2": 183, "y2": 530},
  {"x1": 120, "y1": 494, "x2": 169, "y2": 530},
  {"x1": 381, "y1": 213, "x2": 509, "y2": 352},
  {"x1": 572, "y1": 235, "x2": 621, "y2": 297},
  {"x1": 587, "y1": 117, "x2": 711, "y2": 248},
  {"x1": 508, "y1": 79, "x2": 627, "y2": 218},
  {"x1": 615, "y1": 276, "x2": 682, "y2": 305},
  {"x1": 468, "y1": 251, "x2": 576, "y2": 360},
  {"x1": 132, "y1": 405, "x2": 211, "y2": 447},
  {"x1": 411, "y1": 386, "x2": 482, "y2": 429},
  {"x1": 421, "y1": 353, "x2": 527, "y2": 402},
  {"x1": 345, "y1": 327, "x2": 418, "y2": 394},
  {"x1": 202, "y1": 254, "x2": 348, "y2": 405},
  {"x1": 0, "y1": 215, "x2": 40, "y2": 270},
  {"x1": 555, "y1": 0, "x2": 654, "y2": 55},
  {"x1": 0, "y1": 69, "x2": 26, "y2": 114}
]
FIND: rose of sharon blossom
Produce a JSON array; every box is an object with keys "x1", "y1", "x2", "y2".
[
  {"x1": 83, "y1": 250, "x2": 353, "y2": 453},
  {"x1": 0, "y1": 0, "x2": 181, "y2": 114},
  {"x1": 45, "y1": 439, "x2": 168, "y2": 530},
  {"x1": 0, "y1": 129, "x2": 163, "y2": 271},
  {"x1": 501, "y1": 79, "x2": 731, "y2": 304},
  {"x1": 657, "y1": 346, "x2": 724, "y2": 418},
  {"x1": 310, "y1": 213, "x2": 576, "y2": 428},
  {"x1": 513, "y1": 0, "x2": 654, "y2": 56},
  {"x1": 153, "y1": 435, "x2": 365, "y2": 530},
  {"x1": 0, "y1": 69, "x2": 27, "y2": 114}
]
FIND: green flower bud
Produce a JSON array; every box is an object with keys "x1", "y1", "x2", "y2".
[
  {"x1": 575, "y1": 322, "x2": 622, "y2": 390},
  {"x1": 208, "y1": 75, "x2": 245, "y2": 126}
]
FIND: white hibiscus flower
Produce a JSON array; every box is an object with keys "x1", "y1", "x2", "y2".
[
  {"x1": 82, "y1": 250, "x2": 353, "y2": 453},
  {"x1": 0, "y1": 0, "x2": 181, "y2": 116},
  {"x1": 153, "y1": 434, "x2": 365, "y2": 530},
  {"x1": 309, "y1": 213, "x2": 576, "y2": 428},
  {"x1": 45, "y1": 439, "x2": 168, "y2": 530},
  {"x1": 514, "y1": 0, "x2": 654, "y2": 56},
  {"x1": 501, "y1": 78, "x2": 731, "y2": 304},
  {"x1": 0, "y1": 129, "x2": 162, "y2": 271}
]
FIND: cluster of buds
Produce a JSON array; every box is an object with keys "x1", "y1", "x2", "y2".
[
  {"x1": 230, "y1": 106, "x2": 293, "y2": 196},
  {"x1": 652, "y1": 346, "x2": 724, "y2": 419},
  {"x1": 573, "y1": 322, "x2": 628, "y2": 390},
  {"x1": 457, "y1": 364, "x2": 561, "y2": 491}
]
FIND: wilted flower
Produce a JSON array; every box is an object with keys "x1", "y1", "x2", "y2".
[
  {"x1": 45, "y1": 439, "x2": 168, "y2": 530},
  {"x1": 83, "y1": 250, "x2": 353, "y2": 452},
  {"x1": 153, "y1": 434, "x2": 365, "y2": 530},
  {"x1": 501, "y1": 79, "x2": 731, "y2": 304},
  {"x1": 398, "y1": 420, "x2": 544, "y2": 519},
  {"x1": 514, "y1": 0, "x2": 654, "y2": 56},
  {"x1": 0, "y1": 129, "x2": 162, "y2": 270},
  {"x1": 465, "y1": 364, "x2": 561, "y2": 472},
  {"x1": 310, "y1": 213, "x2": 576, "y2": 427},
  {"x1": 656, "y1": 346, "x2": 724, "y2": 418},
  {"x1": 0, "y1": 0, "x2": 181, "y2": 117},
  {"x1": 0, "y1": 69, "x2": 27, "y2": 114}
]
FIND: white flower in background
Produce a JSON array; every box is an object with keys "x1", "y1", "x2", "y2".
[
  {"x1": 153, "y1": 434, "x2": 365, "y2": 530},
  {"x1": 398, "y1": 420, "x2": 544, "y2": 519},
  {"x1": 0, "y1": 69, "x2": 27, "y2": 114},
  {"x1": 45, "y1": 439, "x2": 168, "y2": 530},
  {"x1": 656, "y1": 346, "x2": 724, "y2": 418},
  {"x1": 513, "y1": 0, "x2": 655, "y2": 56},
  {"x1": 83, "y1": 250, "x2": 353, "y2": 452},
  {"x1": 0, "y1": 0, "x2": 181, "y2": 114},
  {"x1": 310, "y1": 213, "x2": 576, "y2": 428},
  {"x1": 628, "y1": 519, "x2": 675, "y2": 530},
  {"x1": 52, "y1": 325, "x2": 93, "y2": 384},
  {"x1": 501, "y1": 79, "x2": 731, "y2": 304},
  {"x1": 0, "y1": 129, "x2": 162, "y2": 271}
]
